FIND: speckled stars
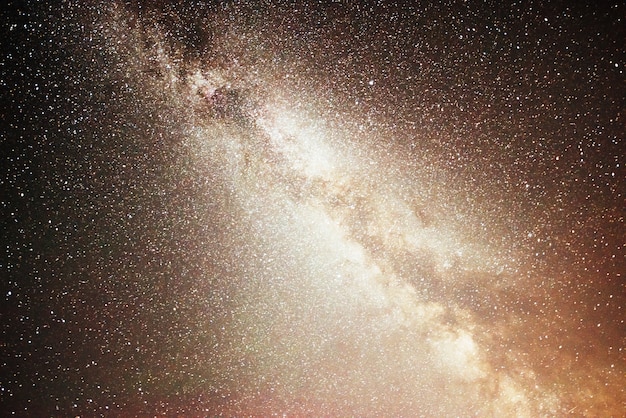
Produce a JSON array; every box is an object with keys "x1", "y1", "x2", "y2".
[{"x1": 1, "y1": 1, "x2": 624, "y2": 416}]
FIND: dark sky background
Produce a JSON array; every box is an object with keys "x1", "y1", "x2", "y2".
[{"x1": 1, "y1": 1, "x2": 624, "y2": 416}]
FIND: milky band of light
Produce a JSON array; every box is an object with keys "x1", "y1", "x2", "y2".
[{"x1": 2, "y1": 1, "x2": 623, "y2": 416}]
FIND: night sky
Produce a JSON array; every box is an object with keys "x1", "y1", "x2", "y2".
[{"x1": 1, "y1": 1, "x2": 624, "y2": 416}]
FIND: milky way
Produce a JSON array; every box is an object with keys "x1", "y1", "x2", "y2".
[{"x1": 2, "y1": 1, "x2": 624, "y2": 416}]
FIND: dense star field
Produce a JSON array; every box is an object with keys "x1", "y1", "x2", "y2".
[{"x1": 1, "y1": 1, "x2": 624, "y2": 416}]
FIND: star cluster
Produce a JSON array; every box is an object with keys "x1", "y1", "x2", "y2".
[{"x1": 1, "y1": 1, "x2": 624, "y2": 416}]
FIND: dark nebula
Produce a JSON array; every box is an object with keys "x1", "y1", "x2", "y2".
[{"x1": 1, "y1": 1, "x2": 624, "y2": 416}]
